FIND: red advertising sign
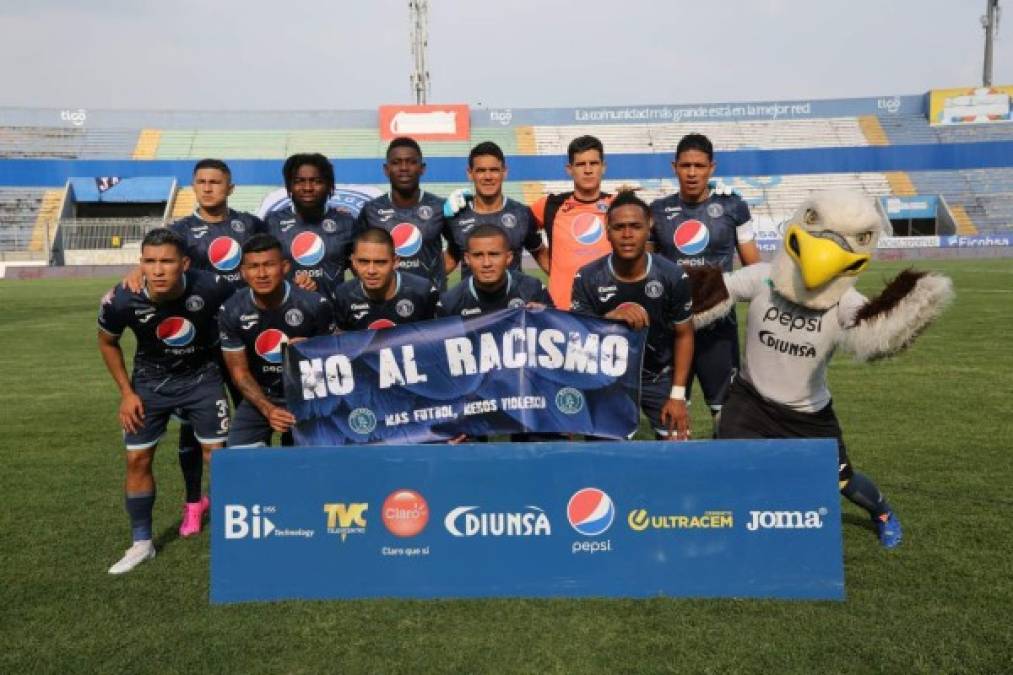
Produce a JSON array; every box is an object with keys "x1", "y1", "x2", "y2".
[{"x1": 378, "y1": 104, "x2": 470, "y2": 141}]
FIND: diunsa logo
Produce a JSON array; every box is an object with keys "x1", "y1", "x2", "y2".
[
  {"x1": 444, "y1": 506, "x2": 551, "y2": 536},
  {"x1": 746, "y1": 507, "x2": 827, "y2": 531}
]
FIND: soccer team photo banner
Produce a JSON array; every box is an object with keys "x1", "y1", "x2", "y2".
[
  {"x1": 210, "y1": 439, "x2": 845, "y2": 604},
  {"x1": 283, "y1": 308, "x2": 646, "y2": 444}
]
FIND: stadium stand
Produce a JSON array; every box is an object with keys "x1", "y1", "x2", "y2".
[
  {"x1": 0, "y1": 188, "x2": 48, "y2": 250},
  {"x1": 0, "y1": 126, "x2": 139, "y2": 159}
]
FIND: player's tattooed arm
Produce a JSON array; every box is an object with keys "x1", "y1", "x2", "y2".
[
  {"x1": 222, "y1": 350, "x2": 296, "y2": 432},
  {"x1": 97, "y1": 330, "x2": 144, "y2": 433}
]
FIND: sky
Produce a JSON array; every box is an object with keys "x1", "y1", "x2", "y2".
[{"x1": 0, "y1": 0, "x2": 1009, "y2": 111}]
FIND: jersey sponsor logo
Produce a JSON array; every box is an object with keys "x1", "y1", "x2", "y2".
[
  {"x1": 138, "y1": 313, "x2": 156, "y2": 324},
  {"x1": 746, "y1": 507, "x2": 827, "y2": 531},
  {"x1": 555, "y1": 387, "x2": 585, "y2": 415},
  {"x1": 291, "y1": 231, "x2": 325, "y2": 266},
  {"x1": 185, "y1": 295, "x2": 205, "y2": 312},
  {"x1": 192, "y1": 230, "x2": 208, "y2": 239},
  {"x1": 500, "y1": 212, "x2": 517, "y2": 229},
  {"x1": 391, "y1": 222, "x2": 423, "y2": 257},
  {"x1": 645, "y1": 280, "x2": 664, "y2": 299},
  {"x1": 674, "y1": 219, "x2": 710, "y2": 256},
  {"x1": 567, "y1": 488, "x2": 615, "y2": 536},
  {"x1": 706, "y1": 202, "x2": 724, "y2": 218},
  {"x1": 762, "y1": 306, "x2": 823, "y2": 333},
  {"x1": 571, "y1": 213, "x2": 604, "y2": 246},
  {"x1": 156, "y1": 316, "x2": 196, "y2": 347},
  {"x1": 255, "y1": 328, "x2": 288, "y2": 364},
  {"x1": 368, "y1": 318, "x2": 396, "y2": 330},
  {"x1": 284, "y1": 308, "x2": 304, "y2": 327},
  {"x1": 757, "y1": 330, "x2": 817, "y2": 358},
  {"x1": 208, "y1": 236, "x2": 242, "y2": 271}
]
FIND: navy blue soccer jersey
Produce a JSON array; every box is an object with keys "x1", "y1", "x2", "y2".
[
  {"x1": 355, "y1": 191, "x2": 451, "y2": 289},
  {"x1": 649, "y1": 193, "x2": 753, "y2": 272},
  {"x1": 98, "y1": 270, "x2": 234, "y2": 376},
  {"x1": 218, "y1": 282, "x2": 335, "y2": 399},
  {"x1": 570, "y1": 254, "x2": 692, "y2": 375},
  {"x1": 332, "y1": 271, "x2": 439, "y2": 331},
  {"x1": 446, "y1": 198, "x2": 544, "y2": 278},
  {"x1": 168, "y1": 210, "x2": 265, "y2": 288},
  {"x1": 264, "y1": 206, "x2": 358, "y2": 304},
  {"x1": 437, "y1": 271, "x2": 552, "y2": 318}
]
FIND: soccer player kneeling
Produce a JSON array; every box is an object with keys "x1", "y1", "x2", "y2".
[
  {"x1": 98, "y1": 229, "x2": 233, "y2": 574},
  {"x1": 218, "y1": 234, "x2": 336, "y2": 448},
  {"x1": 570, "y1": 191, "x2": 695, "y2": 440}
]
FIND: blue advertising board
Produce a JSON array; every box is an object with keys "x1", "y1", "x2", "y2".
[{"x1": 210, "y1": 439, "x2": 844, "y2": 604}]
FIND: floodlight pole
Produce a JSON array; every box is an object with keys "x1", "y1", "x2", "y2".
[
  {"x1": 982, "y1": 0, "x2": 1000, "y2": 87},
  {"x1": 409, "y1": 0, "x2": 430, "y2": 104}
]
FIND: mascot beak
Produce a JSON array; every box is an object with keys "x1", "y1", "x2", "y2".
[{"x1": 784, "y1": 224, "x2": 870, "y2": 289}]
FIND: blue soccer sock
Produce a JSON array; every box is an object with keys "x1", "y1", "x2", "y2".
[
  {"x1": 125, "y1": 491, "x2": 156, "y2": 542},
  {"x1": 840, "y1": 472, "x2": 891, "y2": 520},
  {"x1": 178, "y1": 424, "x2": 203, "y2": 503}
]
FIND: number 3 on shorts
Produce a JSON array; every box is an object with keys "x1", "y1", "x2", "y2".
[{"x1": 216, "y1": 399, "x2": 230, "y2": 431}]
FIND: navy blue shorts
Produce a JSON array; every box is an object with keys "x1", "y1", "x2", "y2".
[
  {"x1": 227, "y1": 398, "x2": 293, "y2": 448},
  {"x1": 124, "y1": 366, "x2": 230, "y2": 451},
  {"x1": 688, "y1": 314, "x2": 740, "y2": 410}
]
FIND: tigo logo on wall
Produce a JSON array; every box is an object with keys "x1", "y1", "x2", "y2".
[{"x1": 379, "y1": 104, "x2": 470, "y2": 140}]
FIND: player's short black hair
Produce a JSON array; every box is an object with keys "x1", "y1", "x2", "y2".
[
  {"x1": 606, "y1": 190, "x2": 651, "y2": 222},
  {"x1": 675, "y1": 133, "x2": 714, "y2": 162},
  {"x1": 282, "y1": 153, "x2": 335, "y2": 195},
  {"x1": 192, "y1": 158, "x2": 231, "y2": 179},
  {"x1": 354, "y1": 227, "x2": 395, "y2": 254},
  {"x1": 468, "y1": 141, "x2": 505, "y2": 168},
  {"x1": 241, "y1": 233, "x2": 283, "y2": 257},
  {"x1": 567, "y1": 135, "x2": 604, "y2": 163},
  {"x1": 466, "y1": 223, "x2": 510, "y2": 250},
  {"x1": 386, "y1": 137, "x2": 423, "y2": 160},
  {"x1": 141, "y1": 227, "x2": 186, "y2": 256}
]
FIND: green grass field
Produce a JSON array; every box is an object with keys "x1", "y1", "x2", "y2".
[{"x1": 2, "y1": 259, "x2": 1012, "y2": 673}]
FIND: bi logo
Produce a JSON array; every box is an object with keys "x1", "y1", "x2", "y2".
[
  {"x1": 208, "y1": 236, "x2": 241, "y2": 271},
  {"x1": 391, "y1": 223, "x2": 422, "y2": 257},
  {"x1": 571, "y1": 213, "x2": 604, "y2": 246},
  {"x1": 254, "y1": 329, "x2": 288, "y2": 364},
  {"x1": 567, "y1": 487, "x2": 615, "y2": 536},
  {"x1": 674, "y1": 219, "x2": 710, "y2": 255},
  {"x1": 156, "y1": 317, "x2": 195, "y2": 347},
  {"x1": 291, "y1": 231, "x2": 325, "y2": 266}
]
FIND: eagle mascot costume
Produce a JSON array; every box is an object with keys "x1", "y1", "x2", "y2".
[{"x1": 689, "y1": 190, "x2": 953, "y2": 548}]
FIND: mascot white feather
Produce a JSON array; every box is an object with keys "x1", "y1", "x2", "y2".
[{"x1": 688, "y1": 190, "x2": 954, "y2": 548}]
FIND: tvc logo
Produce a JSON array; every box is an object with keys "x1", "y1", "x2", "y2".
[
  {"x1": 323, "y1": 503, "x2": 368, "y2": 541},
  {"x1": 224, "y1": 504, "x2": 276, "y2": 539}
]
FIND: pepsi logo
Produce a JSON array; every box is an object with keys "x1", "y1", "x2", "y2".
[
  {"x1": 567, "y1": 488, "x2": 615, "y2": 536},
  {"x1": 291, "y1": 231, "x2": 325, "y2": 266},
  {"x1": 382, "y1": 489, "x2": 429, "y2": 538},
  {"x1": 254, "y1": 328, "x2": 288, "y2": 364},
  {"x1": 368, "y1": 318, "x2": 396, "y2": 330},
  {"x1": 391, "y1": 223, "x2": 422, "y2": 257},
  {"x1": 571, "y1": 213, "x2": 604, "y2": 246},
  {"x1": 674, "y1": 219, "x2": 710, "y2": 256},
  {"x1": 208, "y1": 236, "x2": 241, "y2": 271},
  {"x1": 156, "y1": 317, "x2": 196, "y2": 347}
]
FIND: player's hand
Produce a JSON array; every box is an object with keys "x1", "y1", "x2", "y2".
[
  {"x1": 294, "y1": 271, "x2": 317, "y2": 292},
  {"x1": 119, "y1": 391, "x2": 145, "y2": 434},
  {"x1": 707, "y1": 179, "x2": 738, "y2": 197},
  {"x1": 660, "y1": 398, "x2": 690, "y2": 441},
  {"x1": 121, "y1": 268, "x2": 144, "y2": 293},
  {"x1": 442, "y1": 188, "x2": 473, "y2": 218},
  {"x1": 447, "y1": 433, "x2": 468, "y2": 445},
  {"x1": 605, "y1": 304, "x2": 650, "y2": 330},
  {"x1": 266, "y1": 405, "x2": 297, "y2": 433}
]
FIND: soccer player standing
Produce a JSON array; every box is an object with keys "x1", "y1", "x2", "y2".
[
  {"x1": 219, "y1": 234, "x2": 336, "y2": 447},
  {"x1": 570, "y1": 191, "x2": 695, "y2": 440},
  {"x1": 650, "y1": 133, "x2": 760, "y2": 420},
  {"x1": 356, "y1": 138, "x2": 452, "y2": 289},
  {"x1": 98, "y1": 229, "x2": 233, "y2": 574},
  {"x1": 444, "y1": 141, "x2": 549, "y2": 278},
  {"x1": 531, "y1": 135, "x2": 613, "y2": 310}
]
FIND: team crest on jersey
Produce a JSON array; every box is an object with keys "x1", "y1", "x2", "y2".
[
  {"x1": 284, "y1": 308, "x2": 304, "y2": 326},
  {"x1": 645, "y1": 280, "x2": 664, "y2": 299},
  {"x1": 230, "y1": 219, "x2": 246, "y2": 233},
  {"x1": 321, "y1": 219, "x2": 338, "y2": 233},
  {"x1": 348, "y1": 407, "x2": 377, "y2": 435},
  {"x1": 571, "y1": 213, "x2": 604, "y2": 246},
  {"x1": 417, "y1": 205, "x2": 434, "y2": 220},
  {"x1": 508, "y1": 297, "x2": 526, "y2": 309},
  {"x1": 185, "y1": 296, "x2": 205, "y2": 312},
  {"x1": 500, "y1": 212, "x2": 517, "y2": 229},
  {"x1": 395, "y1": 299, "x2": 415, "y2": 318},
  {"x1": 596, "y1": 200, "x2": 609, "y2": 212},
  {"x1": 707, "y1": 203, "x2": 724, "y2": 218},
  {"x1": 674, "y1": 220, "x2": 710, "y2": 256},
  {"x1": 555, "y1": 387, "x2": 585, "y2": 415}
]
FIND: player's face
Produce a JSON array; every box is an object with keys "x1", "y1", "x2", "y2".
[
  {"x1": 674, "y1": 149, "x2": 715, "y2": 202},
  {"x1": 565, "y1": 149, "x2": 605, "y2": 194},
  {"x1": 290, "y1": 164, "x2": 329, "y2": 211},
  {"x1": 240, "y1": 248, "x2": 289, "y2": 296},
  {"x1": 465, "y1": 234, "x2": 513, "y2": 286},
  {"x1": 140, "y1": 244, "x2": 189, "y2": 295},
  {"x1": 384, "y1": 147, "x2": 425, "y2": 193},
  {"x1": 352, "y1": 241, "x2": 397, "y2": 291},
  {"x1": 192, "y1": 168, "x2": 233, "y2": 211},
  {"x1": 606, "y1": 205, "x2": 650, "y2": 261},
  {"x1": 467, "y1": 155, "x2": 506, "y2": 200}
]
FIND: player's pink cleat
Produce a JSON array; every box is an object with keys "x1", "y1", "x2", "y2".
[{"x1": 179, "y1": 496, "x2": 210, "y2": 537}]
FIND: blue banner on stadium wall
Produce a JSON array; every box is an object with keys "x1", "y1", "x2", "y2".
[
  {"x1": 209, "y1": 439, "x2": 844, "y2": 603},
  {"x1": 283, "y1": 308, "x2": 646, "y2": 444}
]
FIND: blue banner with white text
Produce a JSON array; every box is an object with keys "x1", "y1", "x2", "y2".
[
  {"x1": 210, "y1": 439, "x2": 845, "y2": 603},
  {"x1": 283, "y1": 308, "x2": 646, "y2": 444}
]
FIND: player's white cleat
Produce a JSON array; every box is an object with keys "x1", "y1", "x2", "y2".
[{"x1": 108, "y1": 540, "x2": 156, "y2": 575}]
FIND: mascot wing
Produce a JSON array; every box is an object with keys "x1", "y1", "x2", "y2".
[{"x1": 686, "y1": 265, "x2": 736, "y2": 330}]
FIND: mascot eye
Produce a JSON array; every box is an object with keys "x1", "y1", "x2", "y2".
[
  {"x1": 804, "y1": 208, "x2": 819, "y2": 225},
  {"x1": 855, "y1": 231, "x2": 873, "y2": 246}
]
